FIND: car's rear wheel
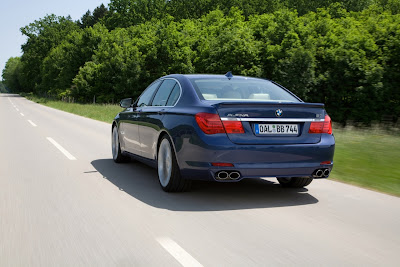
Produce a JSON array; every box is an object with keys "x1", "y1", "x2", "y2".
[
  {"x1": 112, "y1": 125, "x2": 130, "y2": 163},
  {"x1": 158, "y1": 136, "x2": 191, "y2": 192},
  {"x1": 277, "y1": 177, "x2": 313, "y2": 188}
]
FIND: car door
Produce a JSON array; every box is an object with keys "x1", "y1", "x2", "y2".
[
  {"x1": 138, "y1": 79, "x2": 181, "y2": 159},
  {"x1": 121, "y1": 80, "x2": 161, "y2": 156},
  {"x1": 118, "y1": 106, "x2": 139, "y2": 154}
]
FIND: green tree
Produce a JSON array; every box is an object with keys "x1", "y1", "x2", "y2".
[
  {"x1": 106, "y1": 0, "x2": 166, "y2": 29},
  {"x1": 80, "y1": 11, "x2": 95, "y2": 28},
  {"x1": 195, "y1": 8, "x2": 262, "y2": 76},
  {"x1": 79, "y1": 4, "x2": 109, "y2": 28},
  {"x1": 131, "y1": 17, "x2": 197, "y2": 80},
  {"x1": 2, "y1": 57, "x2": 23, "y2": 93},
  {"x1": 73, "y1": 16, "x2": 197, "y2": 102},
  {"x1": 19, "y1": 15, "x2": 79, "y2": 93},
  {"x1": 251, "y1": 6, "x2": 387, "y2": 124},
  {"x1": 73, "y1": 28, "x2": 143, "y2": 102},
  {"x1": 301, "y1": 8, "x2": 384, "y2": 124},
  {"x1": 283, "y1": 0, "x2": 373, "y2": 15},
  {"x1": 165, "y1": 0, "x2": 286, "y2": 20},
  {"x1": 374, "y1": 0, "x2": 400, "y2": 14},
  {"x1": 40, "y1": 24, "x2": 109, "y2": 97},
  {"x1": 165, "y1": 0, "x2": 214, "y2": 19},
  {"x1": 359, "y1": 7, "x2": 400, "y2": 120},
  {"x1": 250, "y1": 9, "x2": 317, "y2": 98},
  {"x1": 0, "y1": 82, "x2": 8, "y2": 93}
]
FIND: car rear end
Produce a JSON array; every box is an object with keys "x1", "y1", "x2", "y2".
[{"x1": 177, "y1": 75, "x2": 335, "y2": 182}]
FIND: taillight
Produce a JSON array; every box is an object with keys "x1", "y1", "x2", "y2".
[
  {"x1": 195, "y1": 113, "x2": 225, "y2": 134},
  {"x1": 222, "y1": 120, "x2": 245, "y2": 134},
  {"x1": 309, "y1": 115, "x2": 332, "y2": 134},
  {"x1": 195, "y1": 113, "x2": 244, "y2": 134}
]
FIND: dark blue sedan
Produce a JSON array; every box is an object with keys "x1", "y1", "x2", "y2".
[{"x1": 112, "y1": 73, "x2": 335, "y2": 192}]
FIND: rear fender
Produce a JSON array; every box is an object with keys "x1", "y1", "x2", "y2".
[{"x1": 156, "y1": 130, "x2": 180, "y2": 166}]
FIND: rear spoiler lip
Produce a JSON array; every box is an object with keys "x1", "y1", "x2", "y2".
[
  {"x1": 210, "y1": 101, "x2": 325, "y2": 108},
  {"x1": 220, "y1": 117, "x2": 325, "y2": 122}
]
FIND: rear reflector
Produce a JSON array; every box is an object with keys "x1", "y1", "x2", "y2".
[
  {"x1": 320, "y1": 161, "x2": 332, "y2": 165},
  {"x1": 211, "y1": 162, "x2": 234, "y2": 167},
  {"x1": 309, "y1": 115, "x2": 333, "y2": 134},
  {"x1": 195, "y1": 113, "x2": 244, "y2": 134}
]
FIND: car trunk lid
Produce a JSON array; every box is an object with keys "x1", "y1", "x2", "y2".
[{"x1": 212, "y1": 101, "x2": 325, "y2": 145}]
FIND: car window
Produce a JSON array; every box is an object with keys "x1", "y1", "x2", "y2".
[
  {"x1": 136, "y1": 80, "x2": 161, "y2": 107},
  {"x1": 151, "y1": 79, "x2": 177, "y2": 106},
  {"x1": 189, "y1": 78, "x2": 300, "y2": 102},
  {"x1": 166, "y1": 84, "x2": 180, "y2": 106}
]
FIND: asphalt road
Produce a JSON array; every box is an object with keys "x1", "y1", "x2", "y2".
[{"x1": 1, "y1": 93, "x2": 400, "y2": 266}]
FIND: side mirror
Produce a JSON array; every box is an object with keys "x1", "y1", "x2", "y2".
[{"x1": 120, "y1": 98, "x2": 133, "y2": 108}]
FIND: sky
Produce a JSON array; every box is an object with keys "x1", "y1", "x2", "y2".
[{"x1": 0, "y1": 0, "x2": 110, "y2": 77}]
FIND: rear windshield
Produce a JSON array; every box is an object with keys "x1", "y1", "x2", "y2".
[{"x1": 189, "y1": 77, "x2": 300, "y2": 102}]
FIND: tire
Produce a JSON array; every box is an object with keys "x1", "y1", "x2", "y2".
[
  {"x1": 112, "y1": 125, "x2": 130, "y2": 163},
  {"x1": 157, "y1": 136, "x2": 191, "y2": 192},
  {"x1": 277, "y1": 177, "x2": 313, "y2": 188}
]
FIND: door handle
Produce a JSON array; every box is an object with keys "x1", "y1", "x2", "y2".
[{"x1": 158, "y1": 109, "x2": 166, "y2": 115}]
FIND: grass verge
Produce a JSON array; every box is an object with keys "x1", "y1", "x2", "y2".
[
  {"x1": 23, "y1": 94, "x2": 400, "y2": 197},
  {"x1": 331, "y1": 128, "x2": 400, "y2": 197},
  {"x1": 24, "y1": 94, "x2": 123, "y2": 123}
]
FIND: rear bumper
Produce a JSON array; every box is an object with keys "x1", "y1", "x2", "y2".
[
  {"x1": 181, "y1": 163, "x2": 334, "y2": 182},
  {"x1": 177, "y1": 134, "x2": 335, "y2": 182}
]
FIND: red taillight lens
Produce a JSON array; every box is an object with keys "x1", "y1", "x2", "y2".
[
  {"x1": 309, "y1": 115, "x2": 333, "y2": 134},
  {"x1": 323, "y1": 115, "x2": 333, "y2": 134},
  {"x1": 222, "y1": 120, "x2": 245, "y2": 134},
  {"x1": 195, "y1": 113, "x2": 245, "y2": 134},
  {"x1": 211, "y1": 162, "x2": 234, "y2": 167},
  {"x1": 195, "y1": 113, "x2": 225, "y2": 134}
]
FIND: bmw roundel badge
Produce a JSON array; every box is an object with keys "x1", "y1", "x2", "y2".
[{"x1": 275, "y1": 109, "x2": 283, "y2": 117}]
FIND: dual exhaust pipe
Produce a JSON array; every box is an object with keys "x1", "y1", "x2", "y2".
[
  {"x1": 313, "y1": 168, "x2": 330, "y2": 178},
  {"x1": 216, "y1": 169, "x2": 329, "y2": 180},
  {"x1": 215, "y1": 171, "x2": 241, "y2": 180}
]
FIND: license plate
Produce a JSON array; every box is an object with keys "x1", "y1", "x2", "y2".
[{"x1": 255, "y1": 124, "x2": 299, "y2": 135}]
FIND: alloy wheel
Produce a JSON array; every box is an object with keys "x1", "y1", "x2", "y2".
[{"x1": 158, "y1": 139, "x2": 172, "y2": 187}]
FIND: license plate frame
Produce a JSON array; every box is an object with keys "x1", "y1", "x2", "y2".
[{"x1": 255, "y1": 124, "x2": 299, "y2": 135}]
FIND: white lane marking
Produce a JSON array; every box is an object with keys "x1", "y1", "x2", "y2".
[
  {"x1": 16, "y1": 108, "x2": 19, "y2": 111},
  {"x1": 20, "y1": 113, "x2": 24, "y2": 116},
  {"x1": 46, "y1": 137, "x2": 77, "y2": 160},
  {"x1": 27, "y1": 120, "x2": 37, "y2": 127},
  {"x1": 157, "y1": 237, "x2": 203, "y2": 267}
]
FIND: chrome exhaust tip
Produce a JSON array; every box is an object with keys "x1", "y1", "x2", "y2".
[
  {"x1": 323, "y1": 169, "x2": 330, "y2": 177},
  {"x1": 315, "y1": 169, "x2": 323, "y2": 177},
  {"x1": 229, "y1": 171, "x2": 241, "y2": 180},
  {"x1": 216, "y1": 171, "x2": 229, "y2": 180}
]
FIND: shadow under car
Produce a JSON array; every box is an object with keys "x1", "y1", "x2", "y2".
[{"x1": 91, "y1": 159, "x2": 319, "y2": 212}]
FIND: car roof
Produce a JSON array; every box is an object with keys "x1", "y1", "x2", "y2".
[{"x1": 163, "y1": 74, "x2": 268, "y2": 81}]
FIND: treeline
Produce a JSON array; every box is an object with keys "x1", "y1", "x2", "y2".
[
  {"x1": 0, "y1": 82, "x2": 7, "y2": 93},
  {"x1": 2, "y1": 0, "x2": 400, "y2": 124}
]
